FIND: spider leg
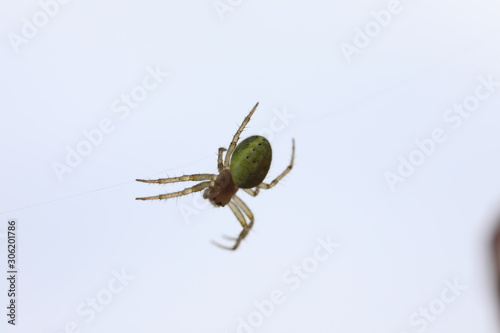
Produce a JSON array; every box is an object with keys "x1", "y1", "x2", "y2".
[
  {"x1": 257, "y1": 139, "x2": 295, "y2": 190},
  {"x1": 220, "y1": 194, "x2": 255, "y2": 240},
  {"x1": 212, "y1": 201, "x2": 245, "y2": 250},
  {"x1": 136, "y1": 173, "x2": 216, "y2": 184},
  {"x1": 212, "y1": 195, "x2": 254, "y2": 250},
  {"x1": 136, "y1": 180, "x2": 214, "y2": 200},
  {"x1": 223, "y1": 102, "x2": 259, "y2": 169},
  {"x1": 233, "y1": 194, "x2": 254, "y2": 223},
  {"x1": 217, "y1": 147, "x2": 227, "y2": 172},
  {"x1": 221, "y1": 234, "x2": 238, "y2": 241},
  {"x1": 243, "y1": 188, "x2": 260, "y2": 197}
]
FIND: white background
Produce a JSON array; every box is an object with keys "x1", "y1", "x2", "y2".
[{"x1": 2, "y1": 0, "x2": 500, "y2": 332}]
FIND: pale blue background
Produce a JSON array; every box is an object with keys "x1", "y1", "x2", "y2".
[{"x1": 1, "y1": 1, "x2": 500, "y2": 332}]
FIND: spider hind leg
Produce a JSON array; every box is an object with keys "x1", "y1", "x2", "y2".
[{"x1": 212, "y1": 195, "x2": 254, "y2": 251}]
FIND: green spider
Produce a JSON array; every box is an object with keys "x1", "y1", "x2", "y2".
[{"x1": 135, "y1": 102, "x2": 295, "y2": 250}]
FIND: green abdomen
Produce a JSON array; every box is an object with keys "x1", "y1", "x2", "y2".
[{"x1": 230, "y1": 136, "x2": 272, "y2": 188}]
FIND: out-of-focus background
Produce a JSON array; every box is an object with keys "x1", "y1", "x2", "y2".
[{"x1": 2, "y1": 1, "x2": 500, "y2": 332}]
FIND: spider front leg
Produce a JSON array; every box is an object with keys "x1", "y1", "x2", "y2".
[
  {"x1": 135, "y1": 174, "x2": 217, "y2": 200},
  {"x1": 217, "y1": 147, "x2": 227, "y2": 172},
  {"x1": 136, "y1": 174, "x2": 216, "y2": 184},
  {"x1": 212, "y1": 195, "x2": 254, "y2": 250},
  {"x1": 136, "y1": 181, "x2": 214, "y2": 200},
  {"x1": 223, "y1": 102, "x2": 259, "y2": 169}
]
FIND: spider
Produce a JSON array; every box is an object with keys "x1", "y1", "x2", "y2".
[{"x1": 135, "y1": 102, "x2": 295, "y2": 250}]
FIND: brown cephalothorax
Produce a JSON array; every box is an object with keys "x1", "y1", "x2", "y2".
[{"x1": 203, "y1": 170, "x2": 239, "y2": 207}]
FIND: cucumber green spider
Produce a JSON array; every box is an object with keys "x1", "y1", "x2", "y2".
[{"x1": 136, "y1": 103, "x2": 295, "y2": 250}]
